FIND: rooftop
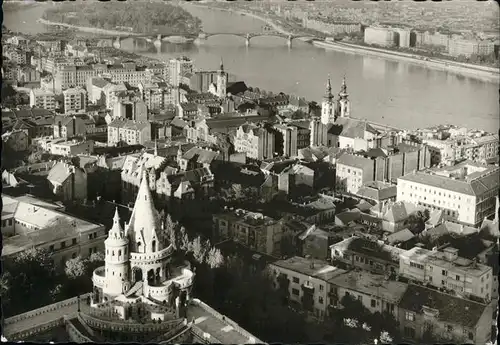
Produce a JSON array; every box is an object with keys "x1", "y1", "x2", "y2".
[
  {"x1": 215, "y1": 208, "x2": 278, "y2": 227},
  {"x1": 271, "y1": 256, "x2": 347, "y2": 282},
  {"x1": 398, "y1": 284, "x2": 488, "y2": 328},
  {"x1": 332, "y1": 236, "x2": 405, "y2": 263},
  {"x1": 327, "y1": 270, "x2": 408, "y2": 304},
  {"x1": 401, "y1": 246, "x2": 491, "y2": 277}
]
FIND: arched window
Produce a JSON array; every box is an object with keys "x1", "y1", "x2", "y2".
[
  {"x1": 137, "y1": 242, "x2": 142, "y2": 252},
  {"x1": 152, "y1": 240, "x2": 156, "y2": 252},
  {"x1": 118, "y1": 250, "x2": 122, "y2": 256}
]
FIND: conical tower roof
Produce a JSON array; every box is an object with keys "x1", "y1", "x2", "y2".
[
  {"x1": 105, "y1": 207, "x2": 128, "y2": 246},
  {"x1": 339, "y1": 75, "x2": 348, "y2": 98},
  {"x1": 127, "y1": 171, "x2": 162, "y2": 253}
]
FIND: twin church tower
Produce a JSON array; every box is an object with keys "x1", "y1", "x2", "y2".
[{"x1": 320, "y1": 76, "x2": 351, "y2": 125}]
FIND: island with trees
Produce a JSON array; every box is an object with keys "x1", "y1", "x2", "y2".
[{"x1": 42, "y1": 2, "x2": 202, "y2": 35}]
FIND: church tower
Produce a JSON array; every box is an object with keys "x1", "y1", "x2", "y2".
[
  {"x1": 216, "y1": 57, "x2": 227, "y2": 100},
  {"x1": 321, "y1": 77, "x2": 335, "y2": 125},
  {"x1": 336, "y1": 76, "x2": 351, "y2": 119},
  {"x1": 103, "y1": 207, "x2": 130, "y2": 297}
]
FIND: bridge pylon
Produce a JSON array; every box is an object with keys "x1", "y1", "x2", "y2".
[
  {"x1": 245, "y1": 33, "x2": 251, "y2": 47},
  {"x1": 287, "y1": 35, "x2": 292, "y2": 48},
  {"x1": 157, "y1": 34, "x2": 162, "y2": 41}
]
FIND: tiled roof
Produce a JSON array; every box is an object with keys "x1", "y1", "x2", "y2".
[
  {"x1": 337, "y1": 153, "x2": 373, "y2": 170},
  {"x1": 398, "y1": 284, "x2": 488, "y2": 328},
  {"x1": 170, "y1": 117, "x2": 188, "y2": 129},
  {"x1": 91, "y1": 78, "x2": 110, "y2": 88},
  {"x1": 384, "y1": 201, "x2": 423, "y2": 223},
  {"x1": 398, "y1": 168, "x2": 499, "y2": 196},
  {"x1": 386, "y1": 228, "x2": 415, "y2": 244},
  {"x1": 356, "y1": 181, "x2": 397, "y2": 202},
  {"x1": 333, "y1": 236, "x2": 404, "y2": 263},
  {"x1": 47, "y1": 162, "x2": 73, "y2": 184},
  {"x1": 335, "y1": 209, "x2": 362, "y2": 225},
  {"x1": 479, "y1": 218, "x2": 499, "y2": 238},
  {"x1": 182, "y1": 147, "x2": 219, "y2": 164}
]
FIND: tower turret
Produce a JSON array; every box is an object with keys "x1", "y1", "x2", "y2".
[
  {"x1": 321, "y1": 76, "x2": 335, "y2": 125},
  {"x1": 217, "y1": 57, "x2": 227, "y2": 100},
  {"x1": 103, "y1": 207, "x2": 130, "y2": 297},
  {"x1": 336, "y1": 75, "x2": 351, "y2": 118}
]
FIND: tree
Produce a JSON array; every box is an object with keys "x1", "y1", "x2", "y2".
[
  {"x1": 179, "y1": 226, "x2": 190, "y2": 252},
  {"x1": 2, "y1": 247, "x2": 57, "y2": 316},
  {"x1": 163, "y1": 214, "x2": 179, "y2": 249},
  {"x1": 65, "y1": 256, "x2": 86, "y2": 279},
  {"x1": 189, "y1": 236, "x2": 209, "y2": 264},
  {"x1": 206, "y1": 247, "x2": 224, "y2": 269}
]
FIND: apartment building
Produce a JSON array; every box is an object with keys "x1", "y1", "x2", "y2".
[
  {"x1": 53, "y1": 115, "x2": 86, "y2": 139},
  {"x1": 17, "y1": 65, "x2": 41, "y2": 84},
  {"x1": 330, "y1": 236, "x2": 405, "y2": 276},
  {"x1": 63, "y1": 87, "x2": 87, "y2": 112},
  {"x1": 103, "y1": 83, "x2": 129, "y2": 110},
  {"x1": 54, "y1": 63, "x2": 154, "y2": 93},
  {"x1": 113, "y1": 99, "x2": 148, "y2": 122},
  {"x1": 448, "y1": 38, "x2": 495, "y2": 57},
  {"x1": 397, "y1": 162, "x2": 499, "y2": 226},
  {"x1": 29, "y1": 88, "x2": 56, "y2": 110},
  {"x1": 364, "y1": 27, "x2": 397, "y2": 47},
  {"x1": 138, "y1": 81, "x2": 177, "y2": 110},
  {"x1": 274, "y1": 124, "x2": 298, "y2": 158},
  {"x1": 47, "y1": 161, "x2": 88, "y2": 201},
  {"x1": 336, "y1": 153, "x2": 374, "y2": 194},
  {"x1": 49, "y1": 139, "x2": 95, "y2": 157},
  {"x1": 399, "y1": 246, "x2": 493, "y2": 301},
  {"x1": 398, "y1": 284, "x2": 492, "y2": 344},
  {"x1": 302, "y1": 17, "x2": 362, "y2": 35},
  {"x1": 393, "y1": 28, "x2": 412, "y2": 48},
  {"x1": 234, "y1": 123, "x2": 275, "y2": 160},
  {"x1": 1, "y1": 194, "x2": 106, "y2": 270},
  {"x1": 268, "y1": 256, "x2": 346, "y2": 320},
  {"x1": 327, "y1": 269, "x2": 408, "y2": 319},
  {"x1": 212, "y1": 209, "x2": 283, "y2": 256},
  {"x1": 107, "y1": 119, "x2": 151, "y2": 146},
  {"x1": 169, "y1": 56, "x2": 193, "y2": 87}
]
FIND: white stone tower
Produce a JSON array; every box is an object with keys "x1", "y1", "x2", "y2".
[
  {"x1": 103, "y1": 207, "x2": 130, "y2": 297},
  {"x1": 216, "y1": 57, "x2": 227, "y2": 100},
  {"x1": 337, "y1": 76, "x2": 351, "y2": 119},
  {"x1": 321, "y1": 77, "x2": 335, "y2": 125}
]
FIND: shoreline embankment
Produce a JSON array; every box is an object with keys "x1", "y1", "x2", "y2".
[
  {"x1": 188, "y1": 3, "x2": 499, "y2": 83},
  {"x1": 313, "y1": 40, "x2": 499, "y2": 83}
]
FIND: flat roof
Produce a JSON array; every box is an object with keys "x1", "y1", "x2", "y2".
[{"x1": 271, "y1": 256, "x2": 347, "y2": 282}]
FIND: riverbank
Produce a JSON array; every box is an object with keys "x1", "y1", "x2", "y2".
[
  {"x1": 313, "y1": 40, "x2": 500, "y2": 83},
  {"x1": 189, "y1": 3, "x2": 499, "y2": 83},
  {"x1": 37, "y1": 18, "x2": 142, "y2": 37}
]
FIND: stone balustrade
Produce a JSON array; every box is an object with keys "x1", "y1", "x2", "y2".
[
  {"x1": 79, "y1": 311, "x2": 180, "y2": 333},
  {"x1": 4, "y1": 292, "x2": 92, "y2": 327},
  {"x1": 66, "y1": 319, "x2": 92, "y2": 342},
  {"x1": 191, "y1": 324, "x2": 222, "y2": 344},
  {"x1": 190, "y1": 298, "x2": 264, "y2": 343},
  {"x1": 7, "y1": 318, "x2": 66, "y2": 341},
  {"x1": 129, "y1": 245, "x2": 174, "y2": 263}
]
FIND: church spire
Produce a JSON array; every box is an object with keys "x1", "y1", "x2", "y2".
[
  {"x1": 219, "y1": 57, "x2": 224, "y2": 73},
  {"x1": 324, "y1": 76, "x2": 333, "y2": 102},
  {"x1": 339, "y1": 75, "x2": 348, "y2": 98}
]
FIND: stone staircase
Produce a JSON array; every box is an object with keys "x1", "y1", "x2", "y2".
[{"x1": 124, "y1": 281, "x2": 143, "y2": 298}]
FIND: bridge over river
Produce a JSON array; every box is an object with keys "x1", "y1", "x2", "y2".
[{"x1": 96, "y1": 31, "x2": 319, "y2": 49}]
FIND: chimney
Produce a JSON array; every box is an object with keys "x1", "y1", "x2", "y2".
[{"x1": 443, "y1": 247, "x2": 458, "y2": 262}]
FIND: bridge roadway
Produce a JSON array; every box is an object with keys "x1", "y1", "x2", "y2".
[{"x1": 98, "y1": 32, "x2": 318, "y2": 42}]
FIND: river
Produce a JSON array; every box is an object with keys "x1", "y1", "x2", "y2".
[{"x1": 4, "y1": 3, "x2": 499, "y2": 132}]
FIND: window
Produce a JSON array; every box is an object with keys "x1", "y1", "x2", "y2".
[
  {"x1": 455, "y1": 275, "x2": 460, "y2": 281},
  {"x1": 357, "y1": 295, "x2": 362, "y2": 301},
  {"x1": 72, "y1": 253, "x2": 76, "y2": 259},
  {"x1": 405, "y1": 311, "x2": 415, "y2": 321},
  {"x1": 446, "y1": 325, "x2": 453, "y2": 333},
  {"x1": 72, "y1": 238, "x2": 77, "y2": 245},
  {"x1": 371, "y1": 299, "x2": 376, "y2": 308},
  {"x1": 319, "y1": 296, "x2": 324, "y2": 304},
  {"x1": 61, "y1": 241, "x2": 66, "y2": 248},
  {"x1": 468, "y1": 331, "x2": 474, "y2": 341},
  {"x1": 292, "y1": 288, "x2": 299, "y2": 296},
  {"x1": 293, "y1": 277, "x2": 299, "y2": 284},
  {"x1": 442, "y1": 270, "x2": 448, "y2": 276},
  {"x1": 319, "y1": 285, "x2": 324, "y2": 291}
]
